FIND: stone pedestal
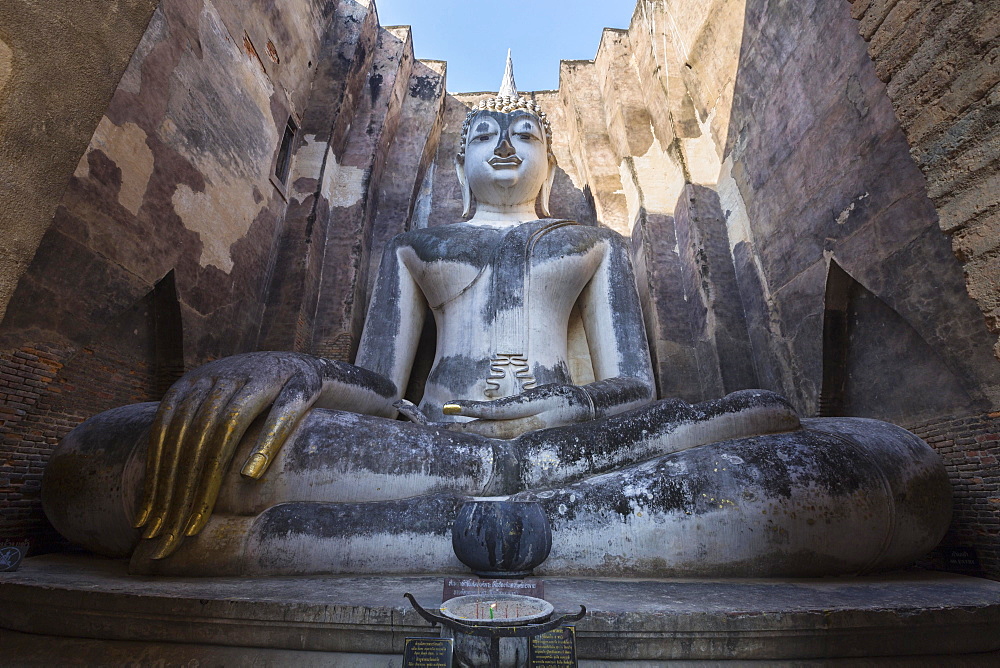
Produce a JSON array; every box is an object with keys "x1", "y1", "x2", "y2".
[{"x1": 2, "y1": 554, "x2": 1000, "y2": 664}]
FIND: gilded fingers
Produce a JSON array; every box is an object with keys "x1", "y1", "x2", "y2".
[
  {"x1": 141, "y1": 380, "x2": 213, "y2": 542},
  {"x1": 182, "y1": 386, "x2": 276, "y2": 537},
  {"x1": 131, "y1": 354, "x2": 341, "y2": 561},
  {"x1": 136, "y1": 367, "x2": 282, "y2": 558},
  {"x1": 241, "y1": 372, "x2": 322, "y2": 480},
  {"x1": 134, "y1": 386, "x2": 184, "y2": 528},
  {"x1": 148, "y1": 380, "x2": 242, "y2": 558}
]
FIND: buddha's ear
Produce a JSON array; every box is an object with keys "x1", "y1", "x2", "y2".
[
  {"x1": 538, "y1": 159, "x2": 556, "y2": 218},
  {"x1": 455, "y1": 157, "x2": 473, "y2": 218}
]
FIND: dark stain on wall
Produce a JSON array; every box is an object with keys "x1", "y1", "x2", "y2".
[{"x1": 410, "y1": 74, "x2": 442, "y2": 101}]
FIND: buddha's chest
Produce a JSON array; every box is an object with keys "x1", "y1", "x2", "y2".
[{"x1": 400, "y1": 223, "x2": 605, "y2": 311}]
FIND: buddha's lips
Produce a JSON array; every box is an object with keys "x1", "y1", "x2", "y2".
[{"x1": 489, "y1": 156, "x2": 522, "y2": 167}]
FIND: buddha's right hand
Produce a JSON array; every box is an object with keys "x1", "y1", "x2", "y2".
[{"x1": 133, "y1": 352, "x2": 389, "y2": 559}]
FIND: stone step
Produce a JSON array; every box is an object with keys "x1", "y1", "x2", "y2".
[{"x1": 2, "y1": 554, "x2": 999, "y2": 663}]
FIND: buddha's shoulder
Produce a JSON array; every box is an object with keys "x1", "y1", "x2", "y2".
[
  {"x1": 387, "y1": 221, "x2": 624, "y2": 262},
  {"x1": 389, "y1": 223, "x2": 503, "y2": 263},
  {"x1": 556, "y1": 222, "x2": 624, "y2": 243}
]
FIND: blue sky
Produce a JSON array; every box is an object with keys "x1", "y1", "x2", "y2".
[{"x1": 373, "y1": 0, "x2": 636, "y2": 93}]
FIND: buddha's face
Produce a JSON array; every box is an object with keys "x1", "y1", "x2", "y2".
[{"x1": 462, "y1": 110, "x2": 550, "y2": 208}]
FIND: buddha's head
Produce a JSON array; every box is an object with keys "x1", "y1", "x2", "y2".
[{"x1": 456, "y1": 53, "x2": 556, "y2": 217}]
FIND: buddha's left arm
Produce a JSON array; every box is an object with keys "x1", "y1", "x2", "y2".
[{"x1": 575, "y1": 231, "x2": 656, "y2": 416}]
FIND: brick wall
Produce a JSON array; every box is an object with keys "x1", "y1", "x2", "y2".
[
  {"x1": 909, "y1": 413, "x2": 1000, "y2": 578},
  {"x1": 849, "y1": 0, "x2": 1000, "y2": 357},
  {"x1": 847, "y1": 0, "x2": 1000, "y2": 583},
  {"x1": 0, "y1": 344, "x2": 155, "y2": 551}
]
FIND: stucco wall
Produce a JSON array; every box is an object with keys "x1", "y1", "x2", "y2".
[
  {"x1": 0, "y1": 0, "x2": 340, "y2": 545},
  {"x1": 0, "y1": 0, "x2": 449, "y2": 546},
  {"x1": 0, "y1": 0, "x2": 159, "y2": 323},
  {"x1": 849, "y1": 0, "x2": 1000, "y2": 356}
]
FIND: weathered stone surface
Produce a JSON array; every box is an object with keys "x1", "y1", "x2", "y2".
[
  {"x1": 258, "y1": 0, "x2": 380, "y2": 354},
  {"x1": 0, "y1": 0, "x2": 159, "y2": 323},
  {"x1": 713, "y1": 0, "x2": 1000, "y2": 421},
  {"x1": 555, "y1": 61, "x2": 630, "y2": 235},
  {"x1": 672, "y1": 184, "x2": 757, "y2": 400},
  {"x1": 310, "y1": 25, "x2": 414, "y2": 360},
  {"x1": 2, "y1": 0, "x2": 340, "y2": 362},
  {"x1": 849, "y1": 0, "x2": 1000, "y2": 372},
  {"x1": 365, "y1": 59, "x2": 447, "y2": 300},
  {"x1": 3, "y1": 555, "x2": 1000, "y2": 662},
  {"x1": 2, "y1": 0, "x2": 1000, "y2": 583},
  {"x1": 630, "y1": 211, "x2": 703, "y2": 401},
  {"x1": 44, "y1": 385, "x2": 953, "y2": 580}
]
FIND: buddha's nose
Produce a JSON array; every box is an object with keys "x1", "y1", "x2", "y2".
[{"x1": 493, "y1": 138, "x2": 516, "y2": 158}]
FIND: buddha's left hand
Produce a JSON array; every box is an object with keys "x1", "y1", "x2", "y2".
[{"x1": 442, "y1": 384, "x2": 596, "y2": 439}]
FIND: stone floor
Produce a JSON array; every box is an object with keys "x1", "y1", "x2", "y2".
[{"x1": 2, "y1": 554, "x2": 1000, "y2": 665}]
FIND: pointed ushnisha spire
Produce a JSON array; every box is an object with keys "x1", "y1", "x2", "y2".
[
  {"x1": 498, "y1": 48, "x2": 518, "y2": 99},
  {"x1": 457, "y1": 51, "x2": 553, "y2": 164}
]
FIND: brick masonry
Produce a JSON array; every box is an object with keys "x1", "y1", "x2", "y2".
[
  {"x1": 0, "y1": 344, "x2": 155, "y2": 550},
  {"x1": 849, "y1": 0, "x2": 1000, "y2": 355},
  {"x1": 909, "y1": 412, "x2": 1000, "y2": 577}
]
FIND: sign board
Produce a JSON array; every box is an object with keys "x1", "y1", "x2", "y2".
[
  {"x1": 944, "y1": 546, "x2": 983, "y2": 573},
  {"x1": 442, "y1": 577, "x2": 544, "y2": 602},
  {"x1": 0, "y1": 541, "x2": 28, "y2": 572},
  {"x1": 529, "y1": 626, "x2": 577, "y2": 667},
  {"x1": 402, "y1": 637, "x2": 453, "y2": 667}
]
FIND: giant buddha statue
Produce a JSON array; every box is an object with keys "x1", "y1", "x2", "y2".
[{"x1": 43, "y1": 58, "x2": 951, "y2": 578}]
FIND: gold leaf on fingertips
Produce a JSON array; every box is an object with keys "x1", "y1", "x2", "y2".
[
  {"x1": 241, "y1": 453, "x2": 268, "y2": 479},
  {"x1": 142, "y1": 515, "x2": 164, "y2": 539},
  {"x1": 152, "y1": 533, "x2": 178, "y2": 560},
  {"x1": 184, "y1": 513, "x2": 204, "y2": 537},
  {"x1": 133, "y1": 504, "x2": 152, "y2": 528}
]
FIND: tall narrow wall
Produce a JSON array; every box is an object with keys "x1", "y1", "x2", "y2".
[
  {"x1": 0, "y1": 0, "x2": 160, "y2": 323},
  {"x1": 849, "y1": 0, "x2": 1000, "y2": 355},
  {"x1": 0, "y1": 0, "x2": 340, "y2": 546},
  {"x1": 310, "y1": 25, "x2": 415, "y2": 360},
  {"x1": 848, "y1": 0, "x2": 1000, "y2": 580},
  {"x1": 0, "y1": 0, "x2": 450, "y2": 549},
  {"x1": 257, "y1": 0, "x2": 383, "y2": 356}
]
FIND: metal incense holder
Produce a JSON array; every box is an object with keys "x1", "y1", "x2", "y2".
[{"x1": 404, "y1": 592, "x2": 585, "y2": 668}]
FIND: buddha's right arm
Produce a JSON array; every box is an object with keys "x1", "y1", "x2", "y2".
[
  {"x1": 134, "y1": 236, "x2": 426, "y2": 560},
  {"x1": 131, "y1": 352, "x2": 398, "y2": 560}
]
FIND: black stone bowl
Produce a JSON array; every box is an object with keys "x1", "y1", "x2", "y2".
[{"x1": 451, "y1": 500, "x2": 552, "y2": 578}]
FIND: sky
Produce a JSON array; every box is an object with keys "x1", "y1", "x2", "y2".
[{"x1": 373, "y1": 0, "x2": 637, "y2": 93}]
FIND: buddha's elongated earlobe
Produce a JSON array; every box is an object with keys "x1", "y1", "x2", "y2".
[
  {"x1": 455, "y1": 158, "x2": 473, "y2": 218},
  {"x1": 538, "y1": 160, "x2": 556, "y2": 217}
]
